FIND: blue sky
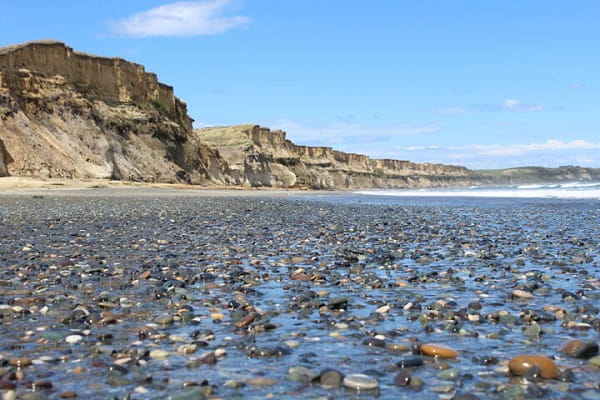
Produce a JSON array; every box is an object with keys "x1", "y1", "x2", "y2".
[{"x1": 1, "y1": 0, "x2": 599, "y2": 169}]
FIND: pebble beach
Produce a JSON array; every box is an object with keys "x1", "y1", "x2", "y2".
[{"x1": 0, "y1": 188, "x2": 599, "y2": 399}]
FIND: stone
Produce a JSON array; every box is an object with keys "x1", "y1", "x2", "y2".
[
  {"x1": 588, "y1": 356, "x2": 600, "y2": 367},
  {"x1": 65, "y1": 334, "x2": 83, "y2": 344},
  {"x1": 512, "y1": 289, "x2": 534, "y2": 299},
  {"x1": 508, "y1": 355, "x2": 560, "y2": 379},
  {"x1": 437, "y1": 368, "x2": 459, "y2": 380},
  {"x1": 319, "y1": 369, "x2": 344, "y2": 388},
  {"x1": 342, "y1": 373, "x2": 379, "y2": 391},
  {"x1": 396, "y1": 357, "x2": 424, "y2": 368},
  {"x1": 559, "y1": 339, "x2": 599, "y2": 359},
  {"x1": 149, "y1": 349, "x2": 170, "y2": 360},
  {"x1": 393, "y1": 370, "x2": 411, "y2": 386},
  {"x1": 247, "y1": 377, "x2": 277, "y2": 387},
  {"x1": 8, "y1": 357, "x2": 32, "y2": 368},
  {"x1": 420, "y1": 343, "x2": 459, "y2": 358}
]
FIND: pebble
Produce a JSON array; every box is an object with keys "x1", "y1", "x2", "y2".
[
  {"x1": 588, "y1": 356, "x2": 600, "y2": 367},
  {"x1": 0, "y1": 193, "x2": 599, "y2": 400},
  {"x1": 512, "y1": 290, "x2": 534, "y2": 299},
  {"x1": 508, "y1": 355, "x2": 560, "y2": 379},
  {"x1": 393, "y1": 370, "x2": 411, "y2": 386},
  {"x1": 247, "y1": 377, "x2": 277, "y2": 387},
  {"x1": 8, "y1": 357, "x2": 32, "y2": 368},
  {"x1": 560, "y1": 339, "x2": 599, "y2": 359},
  {"x1": 396, "y1": 357, "x2": 424, "y2": 368},
  {"x1": 319, "y1": 369, "x2": 344, "y2": 388},
  {"x1": 65, "y1": 334, "x2": 83, "y2": 344},
  {"x1": 438, "y1": 368, "x2": 460, "y2": 380},
  {"x1": 149, "y1": 349, "x2": 171, "y2": 360},
  {"x1": 342, "y1": 373, "x2": 379, "y2": 391},
  {"x1": 420, "y1": 343, "x2": 460, "y2": 358}
]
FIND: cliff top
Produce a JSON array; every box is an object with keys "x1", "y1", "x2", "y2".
[{"x1": 0, "y1": 40, "x2": 132, "y2": 65}]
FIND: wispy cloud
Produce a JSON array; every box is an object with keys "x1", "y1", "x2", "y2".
[
  {"x1": 500, "y1": 98, "x2": 543, "y2": 112},
  {"x1": 393, "y1": 139, "x2": 600, "y2": 169},
  {"x1": 268, "y1": 119, "x2": 442, "y2": 149},
  {"x1": 110, "y1": 0, "x2": 250, "y2": 37},
  {"x1": 434, "y1": 98, "x2": 544, "y2": 114},
  {"x1": 446, "y1": 139, "x2": 600, "y2": 156}
]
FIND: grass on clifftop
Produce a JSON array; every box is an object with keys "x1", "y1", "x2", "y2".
[{"x1": 195, "y1": 125, "x2": 254, "y2": 147}]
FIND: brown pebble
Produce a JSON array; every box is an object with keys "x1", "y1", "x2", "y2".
[
  {"x1": 420, "y1": 343, "x2": 459, "y2": 358},
  {"x1": 247, "y1": 377, "x2": 277, "y2": 387},
  {"x1": 235, "y1": 313, "x2": 257, "y2": 328},
  {"x1": 291, "y1": 272, "x2": 311, "y2": 281},
  {"x1": 72, "y1": 366, "x2": 85, "y2": 374},
  {"x1": 508, "y1": 355, "x2": 560, "y2": 379},
  {"x1": 60, "y1": 391, "x2": 78, "y2": 398},
  {"x1": 8, "y1": 358, "x2": 32, "y2": 368},
  {"x1": 140, "y1": 270, "x2": 151, "y2": 280},
  {"x1": 560, "y1": 339, "x2": 599, "y2": 359}
]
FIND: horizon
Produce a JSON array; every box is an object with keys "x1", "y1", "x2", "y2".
[{"x1": 1, "y1": 1, "x2": 599, "y2": 170}]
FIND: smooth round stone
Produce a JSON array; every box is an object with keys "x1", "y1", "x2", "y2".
[
  {"x1": 396, "y1": 357, "x2": 424, "y2": 368},
  {"x1": 508, "y1": 355, "x2": 560, "y2": 379},
  {"x1": 320, "y1": 369, "x2": 344, "y2": 388},
  {"x1": 247, "y1": 377, "x2": 277, "y2": 387},
  {"x1": 588, "y1": 356, "x2": 600, "y2": 367},
  {"x1": 560, "y1": 339, "x2": 599, "y2": 359},
  {"x1": 421, "y1": 343, "x2": 459, "y2": 358},
  {"x1": 288, "y1": 366, "x2": 318, "y2": 382},
  {"x1": 386, "y1": 343, "x2": 410, "y2": 352},
  {"x1": 149, "y1": 349, "x2": 171, "y2": 360},
  {"x1": 155, "y1": 315, "x2": 174, "y2": 325},
  {"x1": 8, "y1": 357, "x2": 32, "y2": 368},
  {"x1": 438, "y1": 368, "x2": 459, "y2": 380},
  {"x1": 393, "y1": 370, "x2": 411, "y2": 386},
  {"x1": 342, "y1": 373, "x2": 379, "y2": 391},
  {"x1": 2, "y1": 391, "x2": 16, "y2": 400},
  {"x1": 512, "y1": 290, "x2": 534, "y2": 299},
  {"x1": 65, "y1": 334, "x2": 83, "y2": 344}
]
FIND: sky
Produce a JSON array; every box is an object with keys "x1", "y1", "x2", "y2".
[{"x1": 1, "y1": 0, "x2": 599, "y2": 169}]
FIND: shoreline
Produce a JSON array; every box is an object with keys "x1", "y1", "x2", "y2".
[{"x1": 0, "y1": 176, "x2": 342, "y2": 197}]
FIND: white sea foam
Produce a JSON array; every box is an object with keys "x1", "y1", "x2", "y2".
[{"x1": 356, "y1": 182, "x2": 600, "y2": 199}]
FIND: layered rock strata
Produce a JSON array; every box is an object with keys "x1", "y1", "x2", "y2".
[
  {"x1": 196, "y1": 125, "x2": 473, "y2": 189},
  {"x1": 0, "y1": 40, "x2": 230, "y2": 184}
]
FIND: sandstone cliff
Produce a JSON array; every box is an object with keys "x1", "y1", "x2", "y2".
[
  {"x1": 196, "y1": 125, "x2": 475, "y2": 189},
  {"x1": 2, "y1": 41, "x2": 598, "y2": 190},
  {"x1": 0, "y1": 40, "x2": 231, "y2": 183}
]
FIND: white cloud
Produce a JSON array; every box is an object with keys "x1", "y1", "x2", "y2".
[
  {"x1": 393, "y1": 139, "x2": 600, "y2": 169},
  {"x1": 267, "y1": 119, "x2": 441, "y2": 149},
  {"x1": 501, "y1": 98, "x2": 543, "y2": 112},
  {"x1": 446, "y1": 139, "x2": 600, "y2": 156},
  {"x1": 434, "y1": 99, "x2": 544, "y2": 114},
  {"x1": 110, "y1": 0, "x2": 250, "y2": 37}
]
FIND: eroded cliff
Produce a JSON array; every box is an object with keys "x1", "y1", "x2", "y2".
[
  {"x1": 0, "y1": 40, "x2": 231, "y2": 183},
  {"x1": 196, "y1": 125, "x2": 475, "y2": 189}
]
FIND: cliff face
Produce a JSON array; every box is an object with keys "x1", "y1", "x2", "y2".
[
  {"x1": 0, "y1": 40, "x2": 231, "y2": 183},
  {"x1": 196, "y1": 125, "x2": 475, "y2": 189},
  {"x1": 2, "y1": 41, "x2": 598, "y2": 189}
]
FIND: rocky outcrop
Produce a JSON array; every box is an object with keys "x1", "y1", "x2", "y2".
[
  {"x1": 0, "y1": 40, "x2": 231, "y2": 184},
  {"x1": 196, "y1": 125, "x2": 475, "y2": 189}
]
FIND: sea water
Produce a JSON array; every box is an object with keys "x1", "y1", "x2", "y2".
[{"x1": 356, "y1": 181, "x2": 600, "y2": 200}]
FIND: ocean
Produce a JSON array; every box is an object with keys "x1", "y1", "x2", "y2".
[{"x1": 356, "y1": 181, "x2": 600, "y2": 200}]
